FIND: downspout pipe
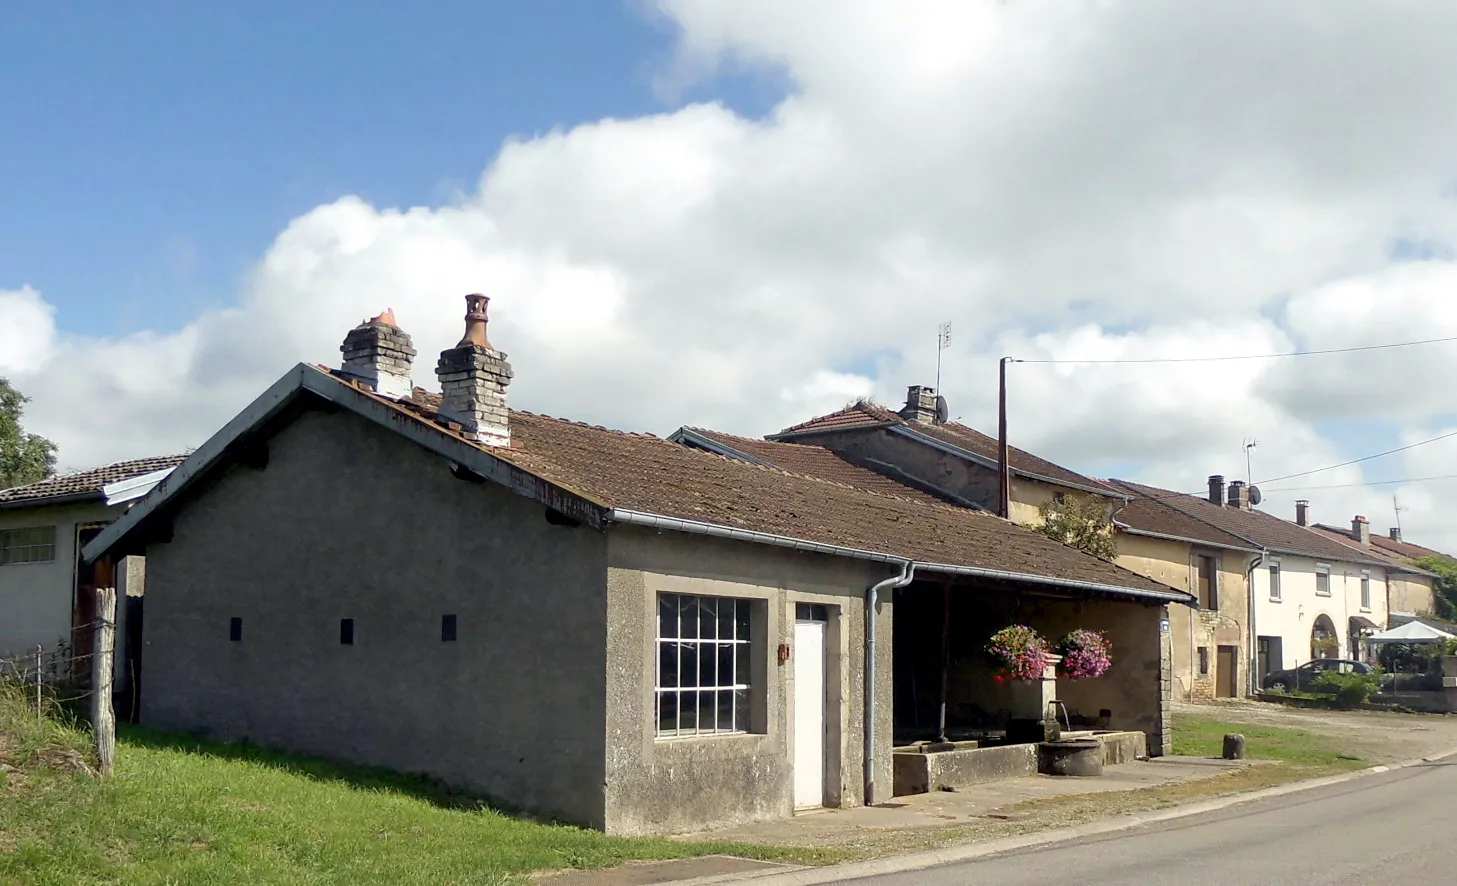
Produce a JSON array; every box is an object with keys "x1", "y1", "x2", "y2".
[
  {"x1": 865, "y1": 560, "x2": 916, "y2": 807},
  {"x1": 1246, "y1": 549, "x2": 1267, "y2": 696}
]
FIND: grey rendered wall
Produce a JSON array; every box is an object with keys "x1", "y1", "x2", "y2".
[
  {"x1": 796, "y1": 428, "x2": 1002, "y2": 511},
  {"x1": 603, "y1": 527, "x2": 889, "y2": 836},
  {"x1": 140, "y1": 407, "x2": 610, "y2": 827}
]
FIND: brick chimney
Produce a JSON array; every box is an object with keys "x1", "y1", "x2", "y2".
[
  {"x1": 1227, "y1": 479, "x2": 1250, "y2": 509},
  {"x1": 1208, "y1": 475, "x2": 1226, "y2": 506},
  {"x1": 340, "y1": 308, "x2": 416, "y2": 399},
  {"x1": 435, "y1": 294, "x2": 513, "y2": 447},
  {"x1": 1295, "y1": 500, "x2": 1309, "y2": 527},
  {"x1": 1352, "y1": 515, "x2": 1371, "y2": 545},
  {"x1": 1390, "y1": 527, "x2": 1403, "y2": 543},
  {"x1": 899, "y1": 385, "x2": 938, "y2": 423}
]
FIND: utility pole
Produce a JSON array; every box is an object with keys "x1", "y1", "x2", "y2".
[
  {"x1": 935, "y1": 322, "x2": 951, "y2": 393},
  {"x1": 998, "y1": 357, "x2": 1014, "y2": 519}
]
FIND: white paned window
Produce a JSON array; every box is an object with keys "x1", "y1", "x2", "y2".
[
  {"x1": 656, "y1": 593, "x2": 752, "y2": 737},
  {"x1": 0, "y1": 526, "x2": 57, "y2": 565},
  {"x1": 1361, "y1": 572, "x2": 1372, "y2": 610},
  {"x1": 1315, "y1": 564, "x2": 1331, "y2": 597},
  {"x1": 1269, "y1": 562, "x2": 1282, "y2": 601}
]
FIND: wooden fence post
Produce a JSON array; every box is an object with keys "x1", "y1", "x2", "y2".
[
  {"x1": 91, "y1": 584, "x2": 117, "y2": 777},
  {"x1": 34, "y1": 645, "x2": 43, "y2": 724}
]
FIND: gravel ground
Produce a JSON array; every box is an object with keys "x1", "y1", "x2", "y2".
[{"x1": 1174, "y1": 698, "x2": 1457, "y2": 763}]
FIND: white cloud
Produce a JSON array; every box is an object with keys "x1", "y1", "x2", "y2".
[{"x1": 7, "y1": 1, "x2": 1457, "y2": 551}]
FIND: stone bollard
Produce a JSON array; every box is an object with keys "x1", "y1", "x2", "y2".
[{"x1": 1222, "y1": 733, "x2": 1246, "y2": 760}]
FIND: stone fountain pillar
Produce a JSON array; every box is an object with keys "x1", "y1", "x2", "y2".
[{"x1": 1007, "y1": 655, "x2": 1062, "y2": 744}]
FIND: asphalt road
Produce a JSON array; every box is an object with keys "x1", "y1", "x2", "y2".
[{"x1": 844, "y1": 760, "x2": 1457, "y2": 885}]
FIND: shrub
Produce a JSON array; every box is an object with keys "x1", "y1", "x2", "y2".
[{"x1": 1311, "y1": 671, "x2": 1381, "y2": 709}]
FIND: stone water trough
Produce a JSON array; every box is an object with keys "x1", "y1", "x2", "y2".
[{"x1": 892, "y1": 730, "x2": 1147, "y2": 796}]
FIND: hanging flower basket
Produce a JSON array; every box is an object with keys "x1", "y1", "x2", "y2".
[
  {"x1": 986, "y1": 625, "x2": 1052, "y2": 682},
  {"x1": 1058, "y1": 629, "x2": 1113, "y2": 679}
]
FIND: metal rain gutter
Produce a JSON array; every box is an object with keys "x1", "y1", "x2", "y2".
[{"x1": 605, "y1": 509, "x2": 1193, "y2": 605}]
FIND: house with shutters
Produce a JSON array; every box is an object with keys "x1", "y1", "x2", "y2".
[
  {"x1": 84, "y1": 296, "x2": 1190, "y2": 835},
  {"x1": 1308, "y1": 514, "x2": 1439, "y2": 621}
]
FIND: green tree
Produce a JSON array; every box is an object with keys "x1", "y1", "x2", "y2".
[
  {"x1": 0, "y1": 378, "x2": 57, "y2": 489},
  {"x1": 1036, "y1": 493, "x2": 1119, "y2": 561},
  {"x1": 1414, "y1": 555, "x2": 1457, "y2": 622}
]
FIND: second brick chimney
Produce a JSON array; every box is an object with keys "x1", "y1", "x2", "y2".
[
  {"x1": 436, "y1": 294, "x2": 513, "y2": 447},
  {"x1": 1391, "y1": 527, "x2": 1404, "y2": 543},
  {"x1": 340, "y1": 308, "x2": 416, "y2": 399},
  {"x1": 899, "y1": 385, "x2": 938, "y2": 424},
  {"x1": 1227, "y1": 480, "x2": 1250, "y2": 510},
  {"x1": 1295, "y1": 500, "x2": 1309, "y2": 527},
  {"x1": 1208, "y1": 475, "x2": 1226, "y2": 506},
  {"x1": 1352, "y1": 515, "x2": 1371, "y2": 545}
]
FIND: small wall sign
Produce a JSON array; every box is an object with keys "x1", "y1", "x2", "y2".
[{"x1": 1160, "y1": 618, "x2": 1171, "y2": 633}]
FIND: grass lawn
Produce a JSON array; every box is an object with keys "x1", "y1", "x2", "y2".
[
  {"x1": 0, "y1": 722, "x2": 838, "y2": 886},
  {"x1": 1171, "y1": 714, "x2": 1367, "y2": 770}
]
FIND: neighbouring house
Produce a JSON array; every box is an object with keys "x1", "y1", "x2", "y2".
[
  {"x1": 83, "y1": 298, "x2": 1190, "y2": 836},
  {"x1": 753, "y1": 390, "x2": 1253, "y2": 704},
  {"x1": 669, "y1": 426, "x2": 1187, "y2": 754},
  {"x1": 1308, "y1": 511, "x2": 1438, "y2": 620},
  {"x1": 0, "y1": 456, "x2": 185, "y2": 702},
  {"x1": 1110, "y1": 476, "x2": 1395, "y2": 686},
  {"x1": 767, "y1": 387, "x2": 1124, "y2": 525},
  {"x1": 1104, "y1": 481, "x2": 1261, "y2": 701}
]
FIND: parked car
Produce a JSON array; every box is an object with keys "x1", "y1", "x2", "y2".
[{"x1": 1261, "y1": 658, "x2": 1373, "y2": 692}]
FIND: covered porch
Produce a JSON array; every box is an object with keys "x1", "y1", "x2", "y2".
[{"x1": 890, "y1": 573, "x2": 1172, "y2": 794}]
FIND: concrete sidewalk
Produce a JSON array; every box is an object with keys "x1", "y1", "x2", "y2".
[{"x1": 536, "y1": 756, "x2": 1250, "y2": 886}]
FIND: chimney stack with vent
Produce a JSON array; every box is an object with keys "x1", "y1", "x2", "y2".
[
  {"x1": 1352, "y1": 515, "x2": 1371, "y2": 545},
  {"x1": 1295, "y1": 500, "x2": 1309, "y2": 527},
  {"x1": 436, "y1": 294, "x2": 513, "y2": 447},
  {"x1": 899, "y1": 385, "x2": 938, "y2": 423},
  {"x1": 1208, "y1": 475, "x2": 1226, "y2": 506},
  {"x1": 1391, "y1": 527, "x2": 1403, "y2": 543},
  {"x1": 340, "y1": 308, "x2": 416, "y2": 399},
  {"x1": 1227, "y1": 480, "x2": 1250, "y2": 509}
]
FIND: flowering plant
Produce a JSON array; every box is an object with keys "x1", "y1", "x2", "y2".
[
  {"x1": 986, "y1": 625, "x2": 1052, "y2": 682},
  {"x1": 1058, "y1": 629, "x2": 1113, "y2": 679}
]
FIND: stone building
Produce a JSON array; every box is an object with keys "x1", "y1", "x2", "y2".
[{"x1": 86, "y1": 297, "x2": 1188, "y2": 835}]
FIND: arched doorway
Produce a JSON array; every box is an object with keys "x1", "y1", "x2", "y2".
[{"x1": 1311, "y1": 614, "x2": 1338, "y2": 659}]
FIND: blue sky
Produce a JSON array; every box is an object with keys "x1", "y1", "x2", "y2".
[{"x1": 0, "y1": 1, "x2": 781, "y2": 337}]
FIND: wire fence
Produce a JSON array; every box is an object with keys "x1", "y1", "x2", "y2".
[{"x1": 0, "y1": 620, "x2": 113, "y2": 713}]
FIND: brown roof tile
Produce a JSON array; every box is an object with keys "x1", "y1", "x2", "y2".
[
  {"x1": 1310, "y1": 526, "x2": 1439, "y2": 575},
  {"x1": 678, "y1": 428, "x2": 954, "y2": 506},
  {"x1": 1370, "y1": 533, "x2": 1451, "y2": 562},
  {"x1": 0, "y1": 456, "x2": 188, "y2": 507},
  {"x1": 1110, "y1": 478, "x2": 1391, "y2": 567},
  {"x1": 773, "y1": 405, "x2": 1115, "y2": 494},
  {"x1": 365, "y1": 378, "x2": 1183, "y2": 598},
  {"x1": 1105, "y1": 480, "x2": 1257, "y2": 551}
]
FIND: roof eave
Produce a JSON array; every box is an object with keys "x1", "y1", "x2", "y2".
[
  {"x1": 1113, "y1": 521, "x2": 1260, "y2": 554},
  {"x1": 667, "y1": 428, "x2": 773, "y2": 467},
  {"x1": 606, "y1": 508, "x2": 1192, "y2": 606},
  {"x1": 84, "y1": 365, "x2": 610, "y2": 563},
  {"x1": 766, "y1": 420, "x2": 897, "y2": 442},
  {"x1": 0, "y1": 490, "x2": 104, "y2": 510}
]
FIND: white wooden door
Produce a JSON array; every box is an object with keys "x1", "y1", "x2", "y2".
[{"x1": 793, "y1": 617, "x2": 827, "y2": 809}]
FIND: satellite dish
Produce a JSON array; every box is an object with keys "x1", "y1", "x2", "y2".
[
  {"x1": 1249, "y1": 485, "x2": 1263, "y2": 507},
  {"x1": 934, "y1": 395, "x2": 950, "y2": 423}
]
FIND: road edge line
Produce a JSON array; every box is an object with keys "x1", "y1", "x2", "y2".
[{"x1": 667, "y1": 746, "x2": 1457, "y2": 886}]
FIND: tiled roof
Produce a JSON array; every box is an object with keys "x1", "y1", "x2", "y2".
[
  {"x1": 772, "y1": 404, "x2": 1115, "y2": 494},
  {"x1": 1310, "y1": 526, "x2": 1438, "y2": 575},
  {"x1": 1371, "y1": 533, "x2": 1451, "y2": 562},
  {"x1": 1104, "y1": 480, "x2": 1257, "y2": 551},
  {"x1": 372, "y1": 380, "x2": 1182, "y2": 598},
  {"x1": 0, "y1": 456, "x2": 187, "y2": 507},
  {"x1": 676, "y1": 428, "x2": 958, "y2": 506},
  {"x1": 1109, "y1": 479, "x2": 1391, "y2": 567}
]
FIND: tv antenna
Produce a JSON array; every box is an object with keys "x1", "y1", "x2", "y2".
[
  {"x1": 1243, "y1": 439, "x2": 1259, "y2": 486},
  {"x1": 935, "y1": 321, "x2": 951, "y2": 392},
  {"x1": 1394, "y1": 494, "x2": 1408, "y2": 535}
]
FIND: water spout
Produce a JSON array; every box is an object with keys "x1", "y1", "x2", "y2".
[{"x1": 1050, "y1": 699, "x2": 1071, "y2": 733}]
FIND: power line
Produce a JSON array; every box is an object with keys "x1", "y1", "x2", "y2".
[
  {"x1": 1253, "y1": 429, "x2": 1457, "y2": 486},
  {"x1": 1011, "y1": 334, "x2": 1457, "y2": 365},
  {"x1": 1260, "y1": 474, "x2": 1457, "y2": 493}
]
